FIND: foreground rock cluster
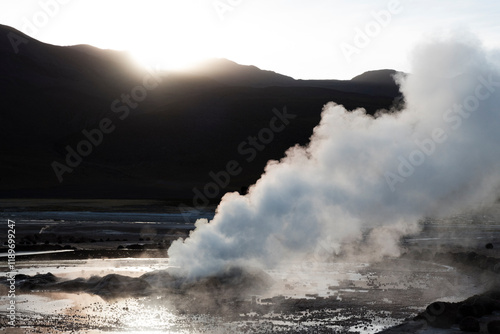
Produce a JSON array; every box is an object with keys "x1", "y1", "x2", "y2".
[
  {"x1": 1, "y1": 266, "x2": 273, "y2": 302},
  {"x1": 415, "y1": 290, "x2": 500, "y2": 333}
]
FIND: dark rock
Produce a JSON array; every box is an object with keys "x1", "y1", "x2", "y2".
[
  {"x1": 488, "y1": 320, "x2": 500, "y2": 334},
  {"x1": 488, "y1": 291, "x2": 500, "y2": 301},
  {"x1": 459, "y1": 317, "x2": 480, "y2": 332},
  {"x1": 471, "y1": 302, "x2": 487, "y2": 317},
  {"x1": 464, "y1": 294, "x2": 500, "y2": 314},
  {"x1": 459, "y1": 304, "x2": 475, "y2": 317},
  {"x1": 126, "y1": 244, "x2": 144, "y2": 250},
  {"x1": 3, "y1": 272, "x2": 152, "y2": 300},
  {"x1": 418, "y1": 291, "x2": 500, "y2": 331},
  {"x1": 420, "y1": 302, "x2": 459, "y2": 329},
  {"x1": 11, "y1": 273, "x2": 58, "y2": 290},
  {"x1": 87, "y1": 274, "x2": 152, "y2": 299}
]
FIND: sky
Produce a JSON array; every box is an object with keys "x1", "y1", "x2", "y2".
[{"x1": 1, "y1": 0, "x2": 500, "y2": 79}]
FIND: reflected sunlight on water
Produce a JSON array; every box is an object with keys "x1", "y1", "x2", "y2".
[{"x1": 116, "y1": 299, "x2": 182, "y2": 332}]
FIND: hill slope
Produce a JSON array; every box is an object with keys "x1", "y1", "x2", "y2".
[{"x1": 0, "y1": 25, "x2": 401, "y2": 200}]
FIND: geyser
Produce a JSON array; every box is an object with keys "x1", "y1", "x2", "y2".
[{"x1": 168, "y1": 31, "x2": 500, "y2": 280}]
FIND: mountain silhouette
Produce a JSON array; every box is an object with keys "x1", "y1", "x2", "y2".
[{"x1": 0, "y1": 25, "x2": 401, "y2": 201}]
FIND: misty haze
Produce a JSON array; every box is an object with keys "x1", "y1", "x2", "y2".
[{"x1": 2, "y1": 1, "x2": 500, "y2": 334}]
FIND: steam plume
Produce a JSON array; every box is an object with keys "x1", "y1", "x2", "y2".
[{"x1": 168, "y1": 31, "x2": 500, "y2": 279}]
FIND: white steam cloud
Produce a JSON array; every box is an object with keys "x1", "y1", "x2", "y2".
[{"x1": 168, "y1": 31, "x2": 500, "y2": 279}]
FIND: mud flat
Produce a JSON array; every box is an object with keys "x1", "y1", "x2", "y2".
[
  {"x1": 1, "y1": 251, "x2": 499, "y2": 334},
  {"x1": 1, "y1": 205, "x2": 500, "y2": 333}
]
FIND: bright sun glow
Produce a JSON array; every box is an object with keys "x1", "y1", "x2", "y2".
[
  {"x1": 130, "y1": 47, "x2": 209, "y2": 72},
  {"x1": 123, "y1": 1, "x2": 219, "y2": 72}
]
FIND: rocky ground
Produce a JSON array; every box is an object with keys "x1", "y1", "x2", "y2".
[
  {"x1": 1, "y1": 245, "x2": 499, "y2": 333},
  {"x1": 1, "y1": 204, "x2": 500, "y2": 333}
]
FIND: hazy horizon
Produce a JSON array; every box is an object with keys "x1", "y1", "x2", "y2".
[
  {"x1": 0, "y1": 24, "x2": 400, "y2": 81},
  {"x1": 2, "y1": 0, "x2": 500, "y2": 80}
]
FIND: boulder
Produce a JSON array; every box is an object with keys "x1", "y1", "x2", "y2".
[
  {"x1": 459, "y1": 316, "x2": 480, "y2": 332},
  {"x1": 488, "y1": 320, "x2": 500, "y2": 334}
]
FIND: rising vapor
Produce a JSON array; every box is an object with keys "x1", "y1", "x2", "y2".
[{"x1": 168, "y1": 31, "x2": 500, "y2": 279}]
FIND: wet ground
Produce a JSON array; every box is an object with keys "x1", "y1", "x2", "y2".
[{"x1": 1, "y1": 204, "x2": 500, "y2": 333}]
